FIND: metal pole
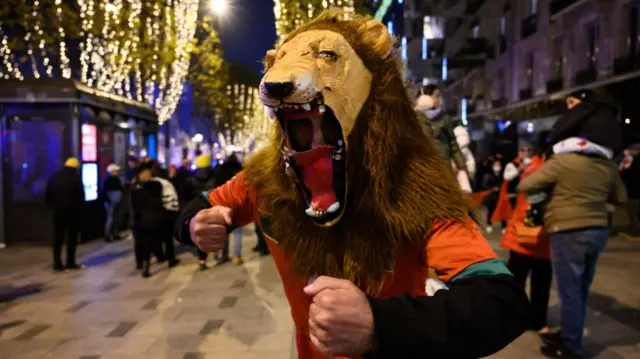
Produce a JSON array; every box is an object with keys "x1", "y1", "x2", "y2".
[{"x1": 0, "y1": 105, "x2": 6, "y2": 248}]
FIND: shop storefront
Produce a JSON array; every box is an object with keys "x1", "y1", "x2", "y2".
[{"x1": 0, "y1": 79, "x2": 158, "y2": 246}]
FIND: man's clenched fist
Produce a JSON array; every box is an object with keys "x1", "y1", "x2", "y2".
[
  {"x1": 303, "y1": 276, "x2": 375, "y2": 357},
  {"x1": 189, "y1": 206, "x2": 233, "y2": 252}
]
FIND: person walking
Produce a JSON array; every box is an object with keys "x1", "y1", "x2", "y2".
[
  {"x1": 102, "y1": 164, "x2": 124, "y2": 242},
  {"x1": 130, "y1": 162, "x2": 166, "y2": 278},
  {"x1": 214, "y1": 153, "x2": 244, "y2": 265},
  {"x1": 45, "y1": 157, "x2": 85, "y2": 271},
  {"x1": 620, "y1": 146, "x2": 640, "y2": 238},
  {"x1": 149, "y1": 161, "x2": 181, "y2": 268},
  {"x1": 189, "y1": 154, "x2": 217, "y2": 270},
  {"x1": 500, "y1": 151, "x2": 552, "y2": 337},
  {"x1": 481, "y1": 159, "x2": 504, "y2": 233},
  {"x1": 518, "y1": 152, "x2": 627, "y2": 358}
]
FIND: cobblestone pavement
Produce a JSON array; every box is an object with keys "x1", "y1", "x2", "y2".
[{"x1": 1, "y1": 225, "x2": 639, "y2": 359}]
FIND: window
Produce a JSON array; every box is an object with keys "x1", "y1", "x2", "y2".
[
  {"x1": 500, "y1": 16, "x2": 506, "y2": 34},
  {"x1": 586, "y1": 21, "x2": 600, "y2": 69},
  {"x1": 622, "y1": 4, "x2": 639, "y2": 57},
  {"x1": 526, "y1": 0, "x2": 538, "y2": 16},
  {"x1": 522, "y1": 51, "x2": 534, "y2": 89},
  {"x1": 9, "y1": 120, "x2": 65, "y2": 202},
  {"x1": 473, "y1": 25, "x2": 480, "y2": 38},
  {"x1": 552, "y1": 37, "x2": 564, "y2": 79},
  {"x1": 495, "y1": 69, "x2": 506, "y2": 99}
]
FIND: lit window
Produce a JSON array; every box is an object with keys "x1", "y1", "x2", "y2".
[{"x1": 473, "y1": 25, "x2": 480, "y2": 38}]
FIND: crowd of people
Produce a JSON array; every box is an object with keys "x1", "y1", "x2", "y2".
[
  {"x1": 44, "y1": 151, "x2": 270, "y2": 279},
  {"x1": 416, "y1": 86, "x2": 638, "y2": 358}
]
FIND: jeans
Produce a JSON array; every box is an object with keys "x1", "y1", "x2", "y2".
[
  {"x1": 549, "y1": 227, "x2": 609, "y2": 355},
  {"x1": 222, "y1": 228, "x2": 243, "y2": 258},
  {"x1": 104, "y1": 192, "x2": 122, "y2": 239}
]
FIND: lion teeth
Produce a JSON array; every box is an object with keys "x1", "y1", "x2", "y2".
[
  {"x1": 301, "y1": 103, "x2": 311, "y2": 111},
  {"x1": 318, "y1": 105, "x2": 326, "y2": 113},
  {"x1": 267, "y1": 107, "x2": 275, "y2": 119},
  {"x1": 327, "y1": 202, "x2": 340, "y2": 213},
  {"x1": 305, "y1": 207, "x2": 319, "y2": 217}
]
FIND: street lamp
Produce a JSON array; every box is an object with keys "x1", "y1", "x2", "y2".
[{"x1": 210, "y1": 0, "x2": 228, "y2": 16}]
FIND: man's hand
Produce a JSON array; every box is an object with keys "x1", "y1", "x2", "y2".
[
  {"x1": 189, "y1": 206, "x2": 233, "y2": 252},
  {"x1": 303, "y1": 276, "x2": 374, "y2": 357}
]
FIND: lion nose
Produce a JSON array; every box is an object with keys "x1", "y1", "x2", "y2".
[{"x1": 263, "y1": 81, "x2": 295, "y2": 100}]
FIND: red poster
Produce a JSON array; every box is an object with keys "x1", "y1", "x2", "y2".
[{"x1": 82, "y1": 124, "x2": 97, "y2": 162}]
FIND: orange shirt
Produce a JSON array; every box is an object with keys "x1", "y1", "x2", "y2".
[{"x1": 209, "y1": 172, "x2": 500, "y2": 359}]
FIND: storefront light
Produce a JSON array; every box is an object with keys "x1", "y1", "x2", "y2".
[{"x1": 625, "y1": 118, "x2": 631, "y2": 124}]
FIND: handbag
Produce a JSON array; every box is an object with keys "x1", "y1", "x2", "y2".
[{"x1": 514, "y1": 222, "x2": 542, "y2": 245}]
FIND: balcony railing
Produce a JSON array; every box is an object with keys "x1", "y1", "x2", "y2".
[
  {"x1": 550, "y1": 0, "x2": 580, "y2": 16},
  {"x1": 546, "y1": 78, "x2": 564, "y2": 93},
  {"x1": 492, "y1": 97, "x2": 507, "y2": 109},
  {"x1": 613, "y1": 55, "x2": 640, "y2": 75},
  {"x1": 574, "y1": 68, "x2": 597, "y2": 86},
  {"x1": 519, "y1": 87, "x2": 533, "y2": 100},
  {"x1": 521, "y1": 14, "x2": 538, "y2": 39}
]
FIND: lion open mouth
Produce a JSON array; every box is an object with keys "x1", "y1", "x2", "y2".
[{"x1": 271, "y1": 94, "x2": 347, "y2": 225}]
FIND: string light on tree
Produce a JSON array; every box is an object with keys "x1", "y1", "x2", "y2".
[{"x1": 272, "y1": 0, "x2": 355, "y2": 40}]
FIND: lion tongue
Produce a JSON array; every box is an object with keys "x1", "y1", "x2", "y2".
[{"x1": 293, "y1": 146, "x2": 337, "y2": 213}]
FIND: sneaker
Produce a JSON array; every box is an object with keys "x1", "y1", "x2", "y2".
[
  {"x1": 540, "y1": 329, "x2": 561, "y2": 344},
  {"x1": 485, "y1": 226, "x2": 493, "y2": 233},
  {"x1": 540, "y1": 342, "x2": 583, "y2": 358},
  {"x1": 215, "y1": 256, "x2": 231, "y2": 266},
  {"x1": 199, "y1": 261, "x2": 208, "y2": 271},
  {"x1": 232, "y1": 257, "x2": 244, "y2": 265},
  {"x1": 66, "y1": 264, "x2": 85, "y2": 270}
]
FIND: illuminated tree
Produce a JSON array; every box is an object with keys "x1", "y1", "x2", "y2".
[
  {"x1": 0, "y1": 0, "x2": 201, "y2": 125},
  {"x1": 272, "y1": 0, "x2": 357, "y2": 41}
]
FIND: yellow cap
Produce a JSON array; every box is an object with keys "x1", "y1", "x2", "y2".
[
  {"x1": 64, "y1": 157, "x2": 80, "y2": 169},
  {"x1": 195, "y1": 154, "x2": 212, "y2": 169}
]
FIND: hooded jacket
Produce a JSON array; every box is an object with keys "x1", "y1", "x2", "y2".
[{"x1": 550, "y1": 91, "x2": 623, "y2": 155}]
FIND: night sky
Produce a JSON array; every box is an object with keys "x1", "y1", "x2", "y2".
[{"x1": 216, "y1": 0, "x2": 277, "y2": 76}]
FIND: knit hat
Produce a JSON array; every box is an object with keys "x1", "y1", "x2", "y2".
[
  {"x1": 195, "y1": 154, "x2": 212, "y2": 169},
  {"x1": 64, "y1": 157, "x2": 80, "y2": 169}
]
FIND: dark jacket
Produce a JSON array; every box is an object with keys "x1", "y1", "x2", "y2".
[
  {"x1": 419, "y1": 111, "x2": 466, "y2": 171},
  {"x1": 172, "y1": 167, "x2": 195, "y2": 209},
  {"x1": 130, "y1": 180, "x2": 165, "y2": 231},
  {"x1": 191, "y1": 167, "x2": 217, "y2": 195},
  {"x1": 621, "y1": 153, "x2": 640, "y2": 199},
  {"x1": 214, "y1": 160, "x2": 242, "y2": 188},
  {"x1": 518, "y1": 153, "x2": 627, "y2": 233},
  {"x1": 550, "y1": 92, "x2": 623, "y2": 155},
  {"x1": 46, "y1": 167, "x2": 85, "y2": 211},
  {"x1": 102, "y1": 176, "x2": 124, "y2": 203}
]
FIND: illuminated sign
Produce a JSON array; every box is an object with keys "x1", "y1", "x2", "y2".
[
  {"x1": 82, "y1": 163, "x2": 99, "y2": 201},
  {"x1": 461, "y1": 98, "x2": 468, "y2": 126},
  {"x1": 422, "y1": 37, "x2": 428, "y2": 60},
  {"x1": 81, "y1": 124, "x2": 97, "y2": 162}
]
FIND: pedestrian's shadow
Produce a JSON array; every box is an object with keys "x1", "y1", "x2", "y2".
[
  {"x1": 580, "y1": 291, "x2": 640, "y2": 357},
  {"x1": 0, "y1": 283, "x2": 46, "y2": 303}
]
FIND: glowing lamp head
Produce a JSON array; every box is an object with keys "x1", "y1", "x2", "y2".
[{"x1": 210, "y1": 0, "x2": 228, "y2": 16}]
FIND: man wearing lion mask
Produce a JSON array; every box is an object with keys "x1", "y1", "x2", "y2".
[{"x1": 175, "y1": 10, "x2": 528, "y2": 359}]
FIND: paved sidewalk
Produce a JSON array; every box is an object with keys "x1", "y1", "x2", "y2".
[{"x1": 1, "y1": 226, "x2": 639, "y2": 359}]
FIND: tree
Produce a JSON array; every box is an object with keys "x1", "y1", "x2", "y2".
[
  {"x1": 189, "y1": 17, "x2": 228, "y2": 130},
  {"x1": 273, "y1": 0, "x2": 370, "y2": 40},
  {"x1": 0, "y1": 0, "x2": 200, "y2": 124}
]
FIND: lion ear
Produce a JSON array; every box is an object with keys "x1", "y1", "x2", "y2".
[
  {"x1": 360, "y1": 20, "x2": 394, "y2": 59},
  {"x1": 264, "y1": 49, "x2": 277, "y2": 70}
]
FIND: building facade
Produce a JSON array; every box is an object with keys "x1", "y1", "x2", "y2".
[{"x1": 404, "y1": 0, "x2": 640, "y2": 153}]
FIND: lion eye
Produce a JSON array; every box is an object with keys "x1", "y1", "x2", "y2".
[{"x1": 318, "y1": 51, "x2": 338, "y2": 61}]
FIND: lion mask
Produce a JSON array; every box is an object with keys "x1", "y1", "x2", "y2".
[{"x1": 245, "y1": 10, "x2": 468, "y2": 293}]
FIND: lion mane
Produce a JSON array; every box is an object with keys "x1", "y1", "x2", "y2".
[{"x1": 243, "y1": 10, "x2": 469, "y2": 294}]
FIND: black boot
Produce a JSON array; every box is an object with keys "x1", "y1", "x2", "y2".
[
  {"x1": 141, "y1": 261, "x2": 151, "y2": 278},
  {"x1": 168, "y1": 258, "x2": 180, "y2": 268}
]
